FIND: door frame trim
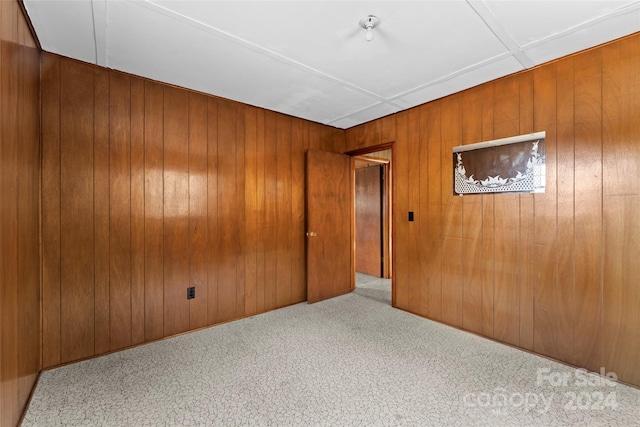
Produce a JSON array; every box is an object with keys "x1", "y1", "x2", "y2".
[{"x1": 345, "y1": 142, "x2": 396, "y2": 307}]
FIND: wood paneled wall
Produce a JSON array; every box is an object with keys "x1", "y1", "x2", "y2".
[
  {"x1": 40, "y1": 53, "x2": 343, "y2": 368},
  {"x1": 355, "y1": 165, "x2": 382, "y2": 277},
  {"x1": 345, "y1": 32, "x2": 640, "y2": 387},
  {"x1": 0, "y1": 2, "x2": 41, "y2": 426}
]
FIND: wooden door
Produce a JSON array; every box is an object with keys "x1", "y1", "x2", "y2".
[
  {"x1": 356, "y1": 165, "x2": 382, "y2": 276},
  {"x1": 305, "y1": 149, "x2": 352, "y2": 303}
]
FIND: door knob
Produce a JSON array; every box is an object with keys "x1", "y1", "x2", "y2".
[{"x1": 306, "y1": 232, "x2": 317, "y2": 237}]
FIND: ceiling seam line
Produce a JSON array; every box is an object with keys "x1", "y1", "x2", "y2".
[
  {"x1": 326, "y1": 101, "x2": 398, "y2": 126},
  {"x1": 465, "y1": 0, "x2": 535, "y2": 69},
  {"x1": 518, "y1": 2, "x2": 640, "y2": 51},
  {"x1": 91, "y1": 0, "x2": 98, "y2": 65},
  {"x1": 136, "y1": 0, "x2": 389, "y2": 103},
  {"x1": 387, "y1": 52, "x2": 515, "y2": 102}
]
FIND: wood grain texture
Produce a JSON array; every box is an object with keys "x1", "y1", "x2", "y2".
[
  {"x1": 130, "y1": 77, "x2": 146, "y2": 345},
  {"x1": 244, "y1": 107, "x2": 258, "y2": 317},
  {"x1": 144, "y1": 81, "x2": 164, "y2": 341},
  {"x1": 216, "y1": 101, "x2": 238, "y2": 323},
  {"x1": 109, "y1": 71, "x2": 132, "y2": 351},
  {"x1": 163, "y1": 87, "x2": 190, "y2": 337},
  {"x1": 206, "y1": 98, "x2": 219, "y2": 325},
  {"x1": 1, "y1": 2, "x2": 41, "y2": 424},
  {"x1": 426, "y1": 103, "x2": 442, "y2": 320},
  {"x1": 461, "y1": 87, "x2": 483, "y2": 335},
  {"x1": 59, "y1": 59, "x2": 95, "y2": 364},
  {"x1": 1, "y1": 3, "x2": 20, "y2": 421},
  {"x1": 343, "y1": 32, "x2": 640, "y2": 387},
  {"x1": 393, "y1": 111, "x2": 409, "y2": 310},
  {"x1": 555, "y1": 58, "x2": 575, "y2": 363},
  {"x1": 263, "y1": 112, "x2": 278, "y2": 312},
  {"x1": 355, "y1": 166, "x2": 382, "y2": 277},
  {"x1": 93, "y1": 66, "x2": 110, "y2": 355},
  {"x1": 532, "y1": 63, "x2": 560, "y2": 361},
  {"x1": 573, "y1": 49, "x2": 603, "y2": 373},
  {"x1": 602, "y1": 34, "x2": 640, "y2": 385},
  {"x1": 235, "y1": 106, "x2": 246, "y2": 319},
  {"x1": 291, "y1": 119, "x2": 307, "y2": 303},
  {"x1": 306, "y1": 150, "x2": 352, "y2": 303},
  {"x1": 406, "y1": 108, "x2": 421, "y2": 315},
  {"x1": 276, "y1": 116, "x2": 292, "y2": 308},
  {"x1": 440, "y1": 95, "x2": 463, "y2": 328},
  {"x1": 41, "y1": 53, "x2": 61, "y2": 368},
  {"x1": 37, "y1": 32, "x2": 640, "y2": 390},
  {"x1": 188, "y1": 93, "x2": 209, "y2": 330},
  {"x1": 40, "y1": 53, "x2": 341, "y2": 371},
  {"x1": 492, "y1": 76, "x2": 521, "y2": 346}
]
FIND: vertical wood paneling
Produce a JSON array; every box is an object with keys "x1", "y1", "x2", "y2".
[
  {"x1": 41, "y1": 54, "x2": 61, "y2": 368},
  {"x1": 555, "y1": 57, "x2": 576, "y2": 363},
  {"x1": 40, "y1": 55, "x2": 340, "y2": 375},
  {"x1": 355, "y1": 166, "x2": 383, "y2": 277},
  {"x1": 244, "y1": 107, "x2": 258, "y2": 316},
  {"x1": 235, "y1": 105, "x2": 246, "y2": 319},
  {"x1": 130, "y1": 78, "x2": 146, "y2": 345},
  {"x1": 394, "y1": 111, "x2": 409, "y2": 310},
  {"x1": 263, "y1": 111, "x2": 277, "y2": 311},
  {"x1": 481, "y1": 83, "x2": 495, "y2": 338},
  {"x1": 217, "y1": 101, "x2": 238, "y2": 322},
  {"x1": 573, "y1": 49, "x2": 603, "y2": 372},
  {"x1": 39, "y1": 31, "x2": 640, "y2": 389},
  {"x1": 276, "y1": 116, "x2": 292, "y2": 308},
  {"x1": 109, "y1": 72, "x2": 132, "y2": 351},
  {"x1": 492, "y1": 76, "x2": 521, "y2": 346},
  {"x1": 440, "y1": 95, "x2": 463, "y2": 328},
  {"x1": 493, "y1": 194, "x2": 520, "y2": 346},
  {"x1": 188, "y1": 93, "x2": 209, "y2": 329},
  {"x1": 144, "y1": 81, "x2": 164, "y2": 341},
  {"x1": 406, "y1": 108, "x2": 421, "y2": 315},
  {"x1": 426, "y1": 103, "x2": 442, "y2": 320},
  {"x1": 254, "y1": 109, "x2": 266, "y2": 313},
  {"x1": 206, "y1": 98, "x2": 219, "y2": 325},
  {"x1": 1, "y1": 2, "x2": 19, "y2": 422},
  {"x1": 291, "y1": 119, "x2": 307, "y2": 303},
  {"x1": 60, "y1": 59, "x2": 95, "y2": 363},
  {"x1": 1, "y1": 3, "x2": 41, "y2": 423},
  {"x1": 163, "y1": 87, "x2": 190, "y2": 336},
  {"x1": 93, "y1": 67, "x2": 110, "y2": 355},
  {"x1": 603, "y1": 197, "x2": 640, "y2": 385},
  {"x1": 461, "y1": 87, "x2": 483, "y2": 335},
  {"x1": 533, "y1": 63, "x2": 560, "y2": 360},
  {"x1": 344, "y1": 32, "x2": 640, "y2": 388},
  {"x1": 17, "y1": 22, "x2": 41, "y2": 407},
  {"x1": 602, "y1": 34, "x2": 640, "y2": 386},
  {"x1": 518, "y1": 73, "x2": 535, "y2": 351},
  {"x1": 418, "y1": 106, "x2": 430, "y2": 316}
]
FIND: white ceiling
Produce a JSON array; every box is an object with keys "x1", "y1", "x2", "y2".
[{"x1": 24, "y1": 1, "x2": 640, "y2": 129}]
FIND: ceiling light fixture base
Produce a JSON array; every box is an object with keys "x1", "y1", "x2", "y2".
[{"x1": 359, "y1": 15, "x2": 380, "y2": 42}]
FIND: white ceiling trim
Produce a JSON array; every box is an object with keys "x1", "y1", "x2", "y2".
[
  {"x1": 23, "y1": 1, "x2": 640, "y2": 129},
  {"x1": 388, "y1": 51, "x2": 517, "y2": 102},
  {"x1": 133, "y1": 0, "x2": 405, "y2": 111},
  {"x1": 327, "y1": 101, "x2": 390, "y2": 126},
  {"x1": 466, "y1": 0, "x2": 536, "y2": 69},
  {"x1": 91, "y1": 0, "x2": 108, "y2": 67},
  {"x1": 520, "y1": 1, "x2": 640, "y2": 51}
]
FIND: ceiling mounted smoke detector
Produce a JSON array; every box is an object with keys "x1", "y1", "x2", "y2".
[{"x1": 359, "y1": 15, "x2": 380, "y2": 42}]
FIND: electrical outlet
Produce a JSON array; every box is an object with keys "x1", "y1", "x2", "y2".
[{"x1": 187, "y1": 287, "x2": 195, "y2": 300}]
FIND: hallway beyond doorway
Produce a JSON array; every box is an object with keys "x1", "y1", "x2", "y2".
[{"x1": 354, "y1": 272, "x2": 391, "y2": 305}]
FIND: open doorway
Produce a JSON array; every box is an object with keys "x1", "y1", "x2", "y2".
[{"x1": 351, "y1": 148, "x2": 392, "y2": 305}]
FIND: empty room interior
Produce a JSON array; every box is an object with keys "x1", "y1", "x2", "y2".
[{"x1": 2, "y1": 1, "x2": 640, "y2": 425}]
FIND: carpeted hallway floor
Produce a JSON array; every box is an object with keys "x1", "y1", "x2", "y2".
[{"x1": 24, "y1": 277, "x2": 640, "y2": 426}]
